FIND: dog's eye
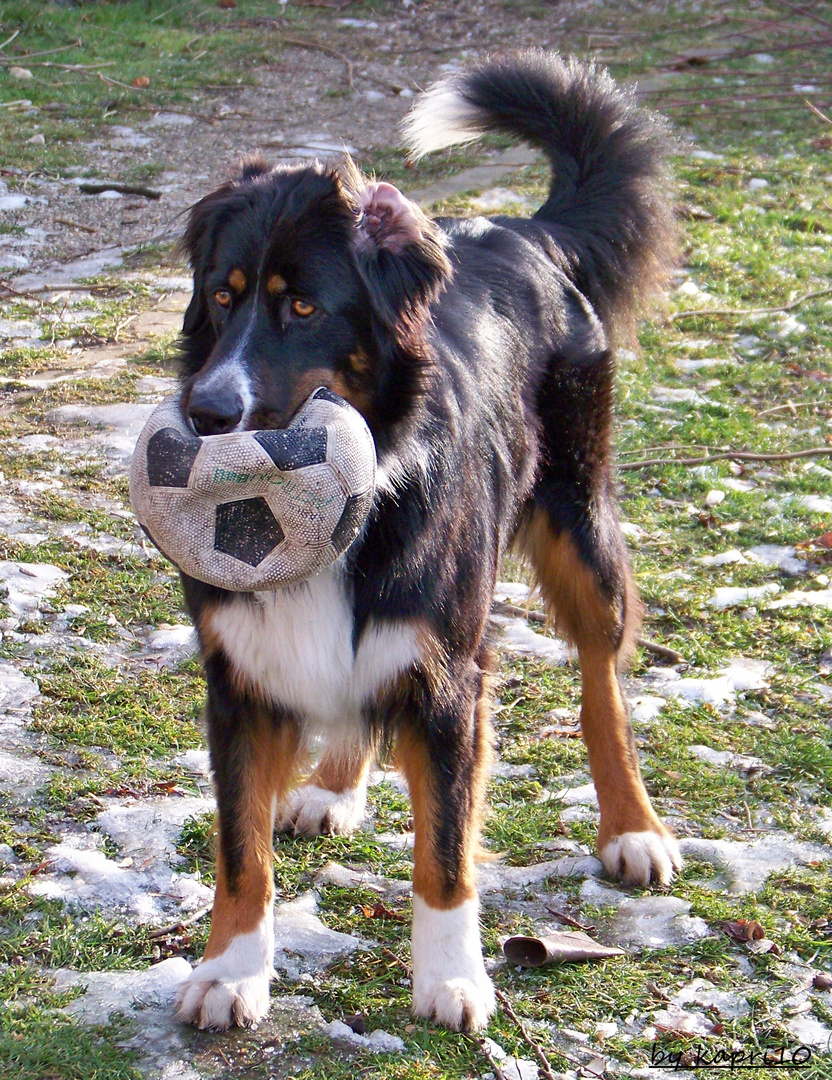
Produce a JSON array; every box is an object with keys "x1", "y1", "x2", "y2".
[
  {"x1": 214, "y1": 289, "x2": 232, "y2": 308},
  {"x1": 291, "y1": 299, "x2": 316, "y2": 318}
]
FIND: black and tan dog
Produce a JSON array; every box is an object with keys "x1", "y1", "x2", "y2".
[{"x1": 173, "y1": 52, "x2": 680, "y2": 1033}]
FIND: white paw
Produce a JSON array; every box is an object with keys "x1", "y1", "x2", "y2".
[
  {"x1": 175, "y1": 922, "x2": 273, "y2": 1030},
  {"x1": 600, "y1": 830, "x2": 682, "y2": 887},
  {"x1": 276, "y1": 783, "x2": 367, "y2": 837},
  {"x1": 411, "y1": 895, "x2": 495, "y2": 1032}
]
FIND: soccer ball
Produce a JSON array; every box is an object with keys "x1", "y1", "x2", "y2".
[{"x1": 129, "y1": 388, "x2": 376, "y2": 591}]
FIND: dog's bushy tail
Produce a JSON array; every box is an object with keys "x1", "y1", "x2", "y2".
[{"x1": 403, "y1": 51, "x2": 675, "y2": 339}]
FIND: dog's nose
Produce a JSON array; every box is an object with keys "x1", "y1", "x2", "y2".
[{"x1": 187, "y1": 385, "x2": 244, "y2": 436}]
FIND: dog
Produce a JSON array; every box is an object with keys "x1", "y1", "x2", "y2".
[{"x1": 172, "y1": 51, "x2": 681, "y2": 1033}]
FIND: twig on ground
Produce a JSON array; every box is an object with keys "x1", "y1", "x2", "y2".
[
  {"x1": 148, "y1": 904, "x2": 212, "y2": 940},
  {"x1": 381, "y1": 947, "x2": 411, "y2": 975},
  {"x1": 669, "y1": 286, "x2": 832, "y2": 322},
  {"x1": 805, "y1": 99, "x2": 832, "y2": 126},
  {"x1": 774, "y1": 0, "x2": 832, "y2": 32},
  {"x1": 0, "y1": 41, "x2": 81, "y2": 63},
  {"x1": 79, "y1": 181, "x2": 162, "y2": 199},
  {"x1": 637, "y1": 638, "x2": 684, "y2": 664},
  {"x1": 492, "y1": 600, "x2": 546, "y2": 625},
  {"x1": 757, "y1": 399, "x2": 822, "y2": 417},
  {"x1": 619, "y1": 447, "x2": 832, "y2": 470},
  {"x1": 469, "y1": 1036, "x2": 508, "y2": 1080},
  {"x1": 6, "y1": 60, "x2": 115, "y2": 70},
  {"x1": 0, "y1": 29, "x2": 21, "y2": 52},
  {"x1": 55, "y1": 217, "x2": 98, "y2": 234},
  {"x1": 545, "y1": 905, "x2": 596, "y2": 933},
  {"x1": 491, "y1": 601, "x2": 684, "y2": 663},
  {"x1": 495, "y1": 987, "x2": 566, "y2": 1080},
  {"x1": 281, "y1": 36, "x2": 354, "y2": 89},
  {"x1": 0, "y1": 280, "x2": 124, "y2": 300}
]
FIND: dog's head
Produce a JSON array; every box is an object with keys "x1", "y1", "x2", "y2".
[{"x1": 178, "y1": 156, "x2": 451, "y2": 450}]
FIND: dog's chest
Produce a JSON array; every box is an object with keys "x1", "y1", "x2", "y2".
[{"x1": 207, "y1": 570, "x2": 419, "y2": 728}]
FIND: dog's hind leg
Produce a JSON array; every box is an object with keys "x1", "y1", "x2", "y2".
[
  {"x1": 176, "y1": 655, "x2": 300, "y2": 1030},
  {"x1": 518, "y1": 504, "x2": 681, "y2": 888},
  {"x1": 395, "y1": 660, "x2": 495, "y2": 1032},
  {"x1": 276, "y1": 738, "x2": 374, "y2": 837}
]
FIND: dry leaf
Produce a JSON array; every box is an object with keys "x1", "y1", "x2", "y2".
[
  {"x1": 796, "y1": 530, "x2": 832, "y2": 551},
  {"x1": 131, "y1": 76, "x2": 150, "y2": 89},
  {"x1": 723, "y1": 918, "x2": 765, "y2": 942},
  {"x1": 361, "y1": 902, "x2": 406, "y2": 922},
  {"x1": 503, "y1": 930, "x2": 625, "y2": 967},
  {"x1": 217, "y1": 0, "x2": 237, "y2": 8}
]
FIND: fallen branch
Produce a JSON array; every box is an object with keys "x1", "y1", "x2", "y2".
[
  {"x1": 805, "y1": 99, "x2": 832, "y2": 126},
  {"x1": 0, "y1": 29, "x2": 21, "y2": 52},
  {"x1": 55, "y1": 217, "x2": 98, "y2": 234},
  {"x1": 492, "y1": 600, "x2": 684, "y2": 664},
  {"x1": 5, "y1": 41, "x2": 82, "y2": 62},
  {"x1": 495, "y1": 987, "x2": 566, "y2": 1080},
  {"x1": 148, "y1": 904, "x2": 212, "y2": 940},
  {"x1": 619, "y1": 447, "x2": 832, "y2": 470},
  {"x1": 78, "y1": 181, "x2": 162, "y2": 199},
  {"x1": 757, "y1": 399, "x2": 822, "y2": 417},
  {"x1": 0, "y1": 280, "x2": 123, "y2": 299},
  {"x1": 281, "y1": 36, "x2": 354, "y2": 89},
  {"x1": 470, "y1": 1036, "x2": 508, "y2": 1080},
  {"x1": 4, "y1": 60, "x2": 115, "y2": 70},
  {"x1": 669, "y1": 285, "x2": 832, "y2": 322}
]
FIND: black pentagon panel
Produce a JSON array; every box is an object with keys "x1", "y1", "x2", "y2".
[
  {"x1": 147, "y1": 428, "x2": 201, "y2": 487},
  {"x1": 330, "y1": 493, "x2": 367, "y2": 554},
  {"x1": 214, "y1": 497, "x2": 285, "y2": 566},
  {"x1": 254, "y1": 428, "x2": 327, "y2": 470},
  {"x1": 312, "y1": 387, "x2": 348, "y2": 408}
]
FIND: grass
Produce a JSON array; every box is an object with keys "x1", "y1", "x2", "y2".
[{"x1": 1, "y1": 1, "x2": 832, "y2": 1078}]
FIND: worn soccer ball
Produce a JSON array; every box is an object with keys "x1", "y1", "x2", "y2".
[{"x1": 129, "y1": 388, "x2": 376, "y2": 591}]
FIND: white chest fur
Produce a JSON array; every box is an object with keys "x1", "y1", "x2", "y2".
[{"x1": 208, "y1": 569, "x2": 420, "y2": 732}]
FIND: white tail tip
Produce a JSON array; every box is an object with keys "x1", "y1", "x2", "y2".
[{"x1": 402, "y1": 82, "x2": 485, "y2": 159}]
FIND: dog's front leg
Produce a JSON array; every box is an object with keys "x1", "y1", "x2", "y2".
[
  {"x1": 396, "y1": 664, "x2": 495, "y2": 1032},
  {"x1": 177, "y1": 655, "x2": 300, "y2": 1030}
]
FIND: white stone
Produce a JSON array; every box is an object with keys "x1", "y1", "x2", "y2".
[
  {"x1": 147, "y1": 625, "x2": 196, "y2": 650},
  {"x1": 479, "y1": 853, "x2": 602, "y2": 894},
  {"x1": 745, "y1": 545, "x2": 805, "y2": 575},
  {"x1": 709, "y1": 583, "x2": 781, "y2": 609},
  {"x1": 766, "y1": 589, "x2": 832, "y2": 611},
  {"x1": 673, "y1": 978, "x2": 750, "y2": 1019},
  {"x1": 688, "y1": 745, "x2": 771, "y2": 776},
  {"x1": 628, "y1": 695, "x2": 667, "y2": 723},
  {"x1": 698, "y1": 549, "x2": 748, "y2": 567},
  {"x1": 0, "y1": 662, "x2": 40, "y2": 710},
  {"x1": 324, "y1": 1020, "x2": 406, "y2": 1053},
  {"x1": 490, "y1": 613, "x2": 569, "y2": 664},
  {"x1": 273, "y1": 891, "x2": 366, "y2": 975},
  {"x1": 53, "y1": 957, "x2": 192, "y2": 1024},
  {"x1": 608, "y1": 895, "x2": 711, "y2": 949},
  {"x1": 651, "y1": 387, "x2": 712, "y2": 405},
  {"x1": 0, "y1": 561, "x2": 69, "y2": 616},
  {"x1": 679, "y1": 834, "x2": 831, "y2": 894},
  {"x1": 797, "y1": 495, "x2": 832, "y2": 514},
  {"x1": 0, "y1": 195, "x2": 28, "y2": 211}
]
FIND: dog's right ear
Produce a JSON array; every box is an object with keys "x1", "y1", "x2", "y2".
[{"x1": 352, "y1": 181, "x2": 452, "y2": 333}]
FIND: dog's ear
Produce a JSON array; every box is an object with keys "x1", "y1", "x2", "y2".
[
  {"x1": 352, "y1": 181, "x2": 452, "y2": 331},
  {"x1": 178, "y1": 182, "x2": 237, "y2": 370}
]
